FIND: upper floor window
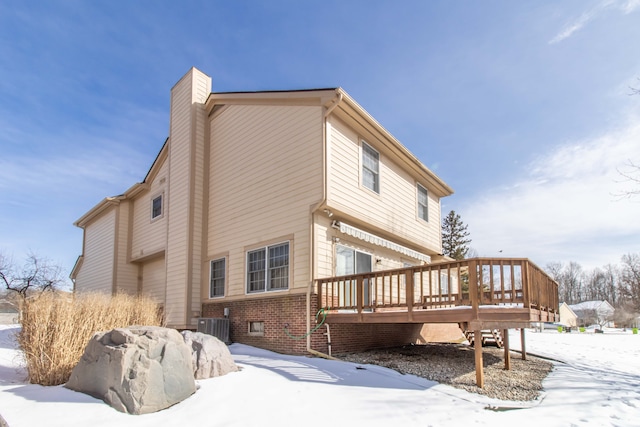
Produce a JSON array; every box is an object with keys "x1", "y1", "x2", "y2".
[
  {"x1": 151, "y1": 194, "x2": 163, "y2": 220},
  {"x1": 417, "y1": 184, "x2": 428, "y2": 222},
  {"x1": 247, "y1": 242, "x2": 289, "y2": 293},
  {"x1": 209, "y1": 258, "x2": 226, "y2": 298},
  {"x1": 362, "y1": 141, "x2": 380, "y2": 193}
]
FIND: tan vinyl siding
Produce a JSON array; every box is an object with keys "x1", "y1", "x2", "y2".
[
  {"x1": 327, "y1": 116, "x2": 441, "y2": 253},
  {"x1": 165, "y1": 72, "x2": 196, "y2": 326},
  {"x1": 131, "y1": 161, "x2": 168, "y2": 260},
  {"x1": 165, "y1": 68, "x2": 211, "y2": 327},
  {"x1": 208, "y1": 104, "x2": 323, "y2": 298},
  {"x1": 75, "y1": 208, "x2": 116, "y2": 293},
  {"x1": 142, "y1": 256, "x2": 166, "y2": 303},
  {"x1": 114, "y1": 200, "x2": 137, "y2": 293},
  {"x1": 314, "y1": 218, "x2": 333, "y2": 279},
  {"x1": 190, "y1": 96, "x2": 207, "y2": 318}
]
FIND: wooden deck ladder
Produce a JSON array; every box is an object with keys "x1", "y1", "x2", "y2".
[{"x1": 462, "y1": 329, "x2": 504, "y2": 349}]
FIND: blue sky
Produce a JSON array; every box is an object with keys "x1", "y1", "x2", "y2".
[{"x1": 1, "y1": 0, "x2": 639, "y2": 285}]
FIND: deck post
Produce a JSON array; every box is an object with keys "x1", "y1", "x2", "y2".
[
  {"x1": 520, "y1": 328, "x2": 527, "y2": 360},
  {"x1": 356, "y1": 276, "x2": 363, "y2": 314},
  {"x1": 468, "y1": 259, "x2": 479, "y2": 319},
  {"x1": 406, "y1": 269, "x2": 414, "y2": 321},
  {"x1": 474, "y1": 329, "x2": 484, "y2": 388},
  {"x1": 503, "y1": 328, "x2": 510, "y2": 370}
]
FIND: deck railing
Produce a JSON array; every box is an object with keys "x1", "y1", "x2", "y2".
[{"x1": 316, "y1": 258, "x2": 558, "y2": 316}]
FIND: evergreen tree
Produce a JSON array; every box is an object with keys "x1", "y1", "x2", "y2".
[{"x1": 441, "y1": 210, "x2": 471, "y2": 260}]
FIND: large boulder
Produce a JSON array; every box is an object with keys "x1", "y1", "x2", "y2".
[
  {"x1": 65, "y1": 326, "x2": 196, "y2": 414},
  {"x1": 181, "y1": 331, "x2": 238, "y2": 379}
]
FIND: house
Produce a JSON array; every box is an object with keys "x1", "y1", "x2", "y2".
[
  {"x1": 71, "y1": 68, "x2": 559, "y2": 368},
  {"x1": 559, "y1": 302, "x2": 578, "y2": 328},
  {"x1": 0, "y1": 300, "x2": 19, "y2": 325},
  {"x1": 569, "y1": 300, "x2": 615, "y2": 328}
]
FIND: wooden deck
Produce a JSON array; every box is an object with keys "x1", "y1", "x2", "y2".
[
  {"x1": 316, "y1": 258, "x2": 559, "y2": 388},
  {"x1": 316, "y1": 257, "x2": 559, "y2": 331}
]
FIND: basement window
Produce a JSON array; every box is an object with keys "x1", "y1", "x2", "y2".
[{"x1": 248, "y1": 321, "x2": 264, "y2": 336}]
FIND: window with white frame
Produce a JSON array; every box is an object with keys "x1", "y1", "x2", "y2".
[
  {"x1": 362, "y1": 141, "x2": 380, "y2": 193},
  {"x1": 151, "y1": 194, "x2": 163, "y2": 220},
  {"x1": 247, "y1": 242, "x2": 289, "y2": 293},
  {"x1": 209, "y1": 258, "x2": 226, "y2": 298},
  {"x1": 336, "y1": 245, "x2": 372, "y2": 306},
  {"x1": 417, "y1": 184, "x2": 428, "y2": 222}
]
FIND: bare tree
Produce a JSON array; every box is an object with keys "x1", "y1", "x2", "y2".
[
  {"x1": 630, "y1": 78, "x2": 640, "y2": 96},
  {"x1": 545, "y1": 261, "x2": 584, "y2": 304},
  {"x1": 620, "y1": 253, "x2": 640, "y2": 312},
  {"x1": 615, "y1": 160, "x2": 640, "y2": 198},
  {"x1": 618, "y1": 79, "x2": 640, "y2": 197},
  {"x1": 0, "y1": 252, "x2": 63, "y2": 299}
]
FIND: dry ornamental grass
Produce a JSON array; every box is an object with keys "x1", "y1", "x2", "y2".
[{"x1": 17, "y1": 292, "x2": 163, "y2": 386}]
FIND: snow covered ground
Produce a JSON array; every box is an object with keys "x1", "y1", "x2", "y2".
[{"x1": 0, "y1": 325, "x2": 638, "y2": 426}]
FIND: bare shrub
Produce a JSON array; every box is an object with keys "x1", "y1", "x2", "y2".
[{"x1": 18, "y1": 292, "x2": 163, "y2": 386}]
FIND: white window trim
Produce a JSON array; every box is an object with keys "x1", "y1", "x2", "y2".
[
  {"x1": 245, "y1": 241, "x2": 290, "y2": 294},
  {"x1": 361, "y1": 140, "x2": 380, "y2": 194},
  {"x1": 150, "y1": 192, "x2": 164, "y2": 221},
  {"x1": 417, "y1": 183, "x2": 429, "y2": 223},
  {"x1": 209, "y1": 257, "x2": 226, "y2": 299}
]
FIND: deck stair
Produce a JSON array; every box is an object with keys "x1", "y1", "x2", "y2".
[{"x1": 462, "y1": 328, "x2": 503, "y2": 348}]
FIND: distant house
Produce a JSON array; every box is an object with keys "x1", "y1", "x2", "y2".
[
  {"x1": 71, "y1": 67, "x2": 559, "y2": 359},
  {"x1": 0, "y1": 300, "x2": 19, "y2": 325},
  {"x1": 558, "y1": 302, "x2": 578, "y2": 328},
  {"x1": 569, "y1": 300, "x2": 615, "y2": 327}
]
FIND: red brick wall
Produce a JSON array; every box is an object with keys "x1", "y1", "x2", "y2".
[
  {"x1": 326, "y1": 323, "x2": 424, "y2": 354},
  {"x1": 202, "y1": 294, "x2": 326, "y2": 354},
  {"x1": 202, "y1": 294, "x2": 426, "y2": 355}
]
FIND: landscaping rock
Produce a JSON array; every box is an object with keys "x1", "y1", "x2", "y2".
[
  {"x1": 181, "y1": 331, "x2": 238, "y2": 379},
  {"x1": 65, "y1": 326, "x2": 196, "y2": 414}
]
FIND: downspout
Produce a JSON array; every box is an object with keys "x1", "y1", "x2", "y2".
[{"x1": 306, "y1": 90, "x2": 342, "y2": 360}]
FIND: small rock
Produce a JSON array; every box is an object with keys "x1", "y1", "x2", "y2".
[{"x1": 181, "y1": 331, "x2": 238, "y2": 379}]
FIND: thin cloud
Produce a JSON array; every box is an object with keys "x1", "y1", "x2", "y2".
[
  {"x1": 549, "y1": 0, "x2": 614, "y2": 44},
  {"x1": 621, "y1": 0, "x2": 640, "y2": 13},
  {"x1": 461, "y1": 117, "x2": 640, "y2": 269}
]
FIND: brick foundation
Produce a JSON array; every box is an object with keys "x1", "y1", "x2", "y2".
[
  {"x1": 202, "y1": 294, "x2": 427, "y2": 355},
  {"x1": 325, "y1": 323, "x2": 424, "y2": 354},
  {"x1": 202, "y1": 293, "x2": 326, "y2": 355}
]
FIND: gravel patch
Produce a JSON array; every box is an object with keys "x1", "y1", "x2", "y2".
[{"x1": 336, "y1": 343, "x2": 553, "y2": 401}]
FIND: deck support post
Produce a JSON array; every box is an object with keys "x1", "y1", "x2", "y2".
[
  {"x1": 474, "y1": 329, "x2": 484, "y2": 388},
  {"x1": 520, "y1": 328, "x2": 527, "y2": 360},
  {"x1": 503, "y1": 328, "x2": 510, "y2": 370}
]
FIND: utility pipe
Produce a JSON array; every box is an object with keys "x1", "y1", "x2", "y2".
[{"x1": 306, "y1": 90, "x2": 343, "y2": 359}]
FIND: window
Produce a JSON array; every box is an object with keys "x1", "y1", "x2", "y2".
[
  {"x1": 209, "y1": 258, "x2": 226, "y2": 298},
  {"x1": 248, "y1": 321, "x2": 265, "y2": 336},
  {"x1": 417, "y1": 184, "x2": 428, "y2": 222},
  {"x1": 151, "y1": 194, "x2": 163, "y2": 219},
  {"x1": 362, "y1": 141, "x2": 380, "y2": 193},
  {"x1": 336, "y1": 246, "x2": 372, "y2": 306},
  {"x1": 336, "y1": 246, "x2": 372, "y2": 276},
  {"x1": 246, "y1": 242, "x2": 289, "y2": 293}
]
